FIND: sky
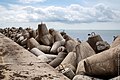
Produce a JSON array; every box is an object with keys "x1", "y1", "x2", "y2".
[{"x1": 0, "y1": 0, "x2": 120, "y2": 30}]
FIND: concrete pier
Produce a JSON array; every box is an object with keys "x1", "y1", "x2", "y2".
[{"x1": 0, "y1": 33, "x2": 69, "y2": 80}]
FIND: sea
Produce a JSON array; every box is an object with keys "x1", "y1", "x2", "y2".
[{"x1": 58, "y1": 30, "x2": 120, "y2": 44}]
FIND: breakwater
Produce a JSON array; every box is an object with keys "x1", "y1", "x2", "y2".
[{"x1": 0, "y1": 23, "x2": 120, "y2": 80}]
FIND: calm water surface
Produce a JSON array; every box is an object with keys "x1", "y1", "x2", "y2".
[{"x1": 58, "y1": 30, "x2": 120, "y2": 44}]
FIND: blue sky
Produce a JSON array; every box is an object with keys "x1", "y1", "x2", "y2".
[{"x1": 0, "y1": 0, "x2": 120, "y2": 30}]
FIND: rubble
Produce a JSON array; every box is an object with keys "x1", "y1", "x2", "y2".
[{"x1": 0, "y1": 23, "x2": 119, "y2": 80}]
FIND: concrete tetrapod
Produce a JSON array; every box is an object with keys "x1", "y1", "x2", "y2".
[
  {"x1": 38, "y1": 23, "x2": 49, "y2": 37},
  {"x1": 76, "y1": 45, "x2": 120, "y2": 79},
  {"x1": 73, "y1": 75, "x2": 102, "y2": 80},
  {"x1": 27, "y1": 38, "x2": 40, "y2": 49},
  {"x1": 75, "y1": 42, "x2": 96, "y2": 64},
  {"x1": 59, "y1": 52, "x2": 77, "y2": 72},
  {"x1": 63, "y1": 34, "x2": 74, "y2": 41},
  {"x1": 49, "y1": 58, "x2": 64, "y2": 68},
  {"x1": 36, "y1": 45, "x2": 51, "y2": 54},
  {"x1": 50, "y1": 40, "x2": 65, "y2": 54},
  {"x1": 49, "y1": 52, "x2": 67, "y2": 68},
  {"x1": 62, "y1": 68, "x2": 75, "y2": 79},
  {"x1": 57, "y1": 52, "x2": 68, "y2": 58},
  {"x1": 21, "y1": 38, "x2": 27, "y2": 46},
  {"x1": 38, "y1": 23, "x2": 53, "y2": 46},
  {"x1": 30, "y1": 48, "x2": 57, "y2": 63},
  {"x1": 65, "y1": 40, "x2": 78, "y2": 53},
  {"x1": 27, "y1": 38, "x2": 51, "y2": 53},
  {"x1": 16, "y1": 36, "x2": 24, "y2": 44},
  {"x1": 57, "y1": 46, "x2": 66, "y2": 53},
  {"x1": 29, "y1": 30, "x2": 36, "y2": 38},
  {"x1": 111, "y1": 35, "x2": 120, "y2": 48},
  {"x1": 22, "y1": 30, "x2": 30, "y2": 39},
  {"x1": 30, "y1": 48, "x2": 45, "y2": 56},
  {"x1": 87, "y1": 32, "x2": 103, "y2": 53},
  {"x1": 30, "y1": 48, "x2": 49, "y2": 62},
  {"x1": 96, "y1": 41, "x2": 110, "y2": 52},
  {"x1": 49, "y1": 29, "x2": 64, "y2": 42},
  {"x1": 39, "y1": 34, "x2": 53, "y2": 46},
  {"x1": 110, "y1": 76, "x2": 120, "y2": 80}
]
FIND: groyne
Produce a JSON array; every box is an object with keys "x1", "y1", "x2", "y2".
[{"x1": 0, "y1": 23, "x2": 120, "y2": 80}]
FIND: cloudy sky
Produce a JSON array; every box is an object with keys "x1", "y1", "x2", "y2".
[{"x1": 0, "y1": 0, "x2": 120, "y2": 30}]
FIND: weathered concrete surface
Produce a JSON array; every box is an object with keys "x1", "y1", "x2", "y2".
[{"x1": 0, "y1": 33, "x2": 69, "y2": 80}]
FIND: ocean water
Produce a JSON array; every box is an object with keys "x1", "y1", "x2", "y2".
[{"x1": 58, "y1": 30, "x2": 120, "y2": 44}]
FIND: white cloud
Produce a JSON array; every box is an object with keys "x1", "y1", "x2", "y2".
[
  {"x1": 19, "y1": 0, "x2": 46, "y2": 3},
  {"x1": 0, "y1": 3, "x2": 120, "y2": 23},
  {"x1": 0, "y1": 5, "x2": 6, "y2": 11}
]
